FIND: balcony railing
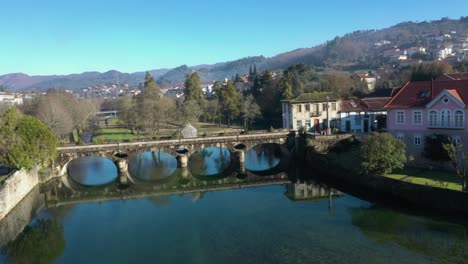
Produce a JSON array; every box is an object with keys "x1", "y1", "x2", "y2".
[
  {"x1": 309, "y1": 111, "x2": 322, "y2": 117},
  {"x1": 427, "y1": 123, "x2": 465, "y2": 130}
]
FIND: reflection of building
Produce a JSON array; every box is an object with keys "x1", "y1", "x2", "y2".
[
  {"x1": 282, "y1": 93, "x2": 340, "y2": 133},
  {"x1": 285, "y1": 181, "x2": 342, "y2": 201}
]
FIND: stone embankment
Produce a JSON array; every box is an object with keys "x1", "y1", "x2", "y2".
[{"x1": 0, "y1": 167, "x2": 40, "y2": 221}]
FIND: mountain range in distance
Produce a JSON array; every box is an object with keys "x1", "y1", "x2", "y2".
[{"x1": 1, "y1": 16, "x2": 467, "y2": 91}]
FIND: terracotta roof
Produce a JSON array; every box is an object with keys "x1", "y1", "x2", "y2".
[
  {"x1": 436, "y1": 73, "x2": 468, "y2": 81},
  {"x1": 446, "y1": 89, "x2": 464, "y2": 104},
  {"x1": 340, "y1": 97, "x2": 390, "y2": 112},
  {"x1": 385, "y1": 80, "x2": 468, "y2": 109}
]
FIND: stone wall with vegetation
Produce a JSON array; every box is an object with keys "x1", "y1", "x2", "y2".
[{"x1": 0, "y1": 167, "x2": 39, "y2": 220}]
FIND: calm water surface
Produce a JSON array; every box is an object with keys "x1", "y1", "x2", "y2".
[{"x1": 188, "y1": 147, "x2": 231, "y2": 177}]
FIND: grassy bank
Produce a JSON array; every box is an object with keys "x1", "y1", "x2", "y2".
[
  {"x1": 315, "y1": 137, "x2": 462, "y2": 192},
  {"x1": 92, "y1": 128, "x2": 143, "y2": 143},
  {"x1": 385, "y1": 168, "x2": 462, "y2": 191}
]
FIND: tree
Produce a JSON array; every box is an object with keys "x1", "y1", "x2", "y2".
[
  {"x1": 361, "y1": 132, "x2": 407, "y2": 175},
  {"x1": 177, "y1": 99, "x2": 201, "y2": 124},
  {"x1": 442, "y1": 142, "x2": 468, "y2": 192},
  {"x1": 411, "y1": 61, "x2": 454, "y2": 81},
  {"x1": 218, "y1": 80, "x2": 239, "y2": 127},
  {"x1": 240, "y1": 94, "x2": 261, "y2": 130},
  {"x1": 184, "y1": 72, "x2": 205, "y2": 109},
  {"x1": 0, "y1": 108, "x2": 57, "y2": 169},
  {"x1": 117, "y1": 94, "x2": 138, "y2": 131},
  {"x1": 136, "y1": 72, "x2": 166, "y2": 137},
  {"x1": 424, "y1": 134, "x2": 451, "y2": 161}
]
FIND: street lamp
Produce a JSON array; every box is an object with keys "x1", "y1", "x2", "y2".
[{"x1": 326, "y1": 96, "x2": 331, "y2": 135}]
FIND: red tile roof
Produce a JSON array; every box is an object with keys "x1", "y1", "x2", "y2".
[
  {"x1": 385, "y1": 80, "x2": 468, "y2": 109},
  {"x1": 436, "y1": 73, "x2": 468, "y2": 81},
  {"x1": 340, "y1": 97, "x2": 390, "y2": 112}
]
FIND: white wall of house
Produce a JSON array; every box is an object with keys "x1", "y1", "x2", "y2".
[
  {"x1": 339, "y1": 111, "x2": 386, "y2": 133},
  {"x1": 282, "y1": 101, "x2": 340, "y2": 131}
]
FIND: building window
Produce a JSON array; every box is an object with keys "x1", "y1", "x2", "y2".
[
  {"x1": 305, "y1": 104, "x2": 310, "y2": 112},
  {"x1": 312, "y1": 104, "x2": 318, "y2": 113},
  {"x1": 396, "y1": 133, "x2": 404, "y2": 141},
  {"x1": 414, "y1": 135, "x2": 421, "y2": 145},
  {"x1": 331, "y1": 103, "x2": 337, "y2": 111},
  {"x1": 305, "y1": 120, "x2": 311, "y2": 129},
  {"x1": 396, "y1": 111, "x2": 405, "y2": 124},
  {"x1": 322, "y1": 103, "x2": 327, "y2": 111},
  {"x1": 412, "y1": 111, "x2": 422, "y2": 125},
  {"x1": 297, "y1": 105, "x2": 302, "y2": 113},
  {"x1": 428, "y1": 110, "x2": 437, "y2": 127},
  {"x1": 296, "y1": 120, "x2": 302, "y2": 129},
  {"x1": 440, "y1": 109, "x2": 451, "y2": 128},
  {"x1": 454, "y1": 110, "x2": 464, "y2": 128}
]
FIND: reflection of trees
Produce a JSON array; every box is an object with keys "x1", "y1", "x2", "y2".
[
  {"x1": 148, "y1": 195, "x2": 172, "y2": 208},
  {"x1": 130, "y1": 152, "x2": 176, "y2": 181},
  {"x1": 246, "y1": 144, "x2": 280, "y2": 170},
  {"x1": 189, "y1": 147, "x2": 231, "y2": 176},
  {"x1": 350, "y1": 206, "x2": 468, "y2": 263},
  {"x1": 7, "y1": 219, "x2": 65, "y2": 264}
]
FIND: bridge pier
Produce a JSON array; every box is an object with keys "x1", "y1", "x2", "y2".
[
  {"x1": 176, "y1": 154, "x2": 188, "y2": 168},
  {"x1": 114, "y1": 153, "x2": 129, "y2": 186},
  {"x1": 234, "y1": 144, "x2": 247, "y2": 176}
]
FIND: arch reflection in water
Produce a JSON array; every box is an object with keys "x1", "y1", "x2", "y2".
[
  {"x1": 129, "y1": 151, "x2": 177, "y2": 181},
  {"x1": 188, "y1": 147, "x2": 231, "y2": 177},
  {"x1": 245, "y1": 144, "x2": 281, "y2": 172},
  {"x1": 68, "y1": 157, "x2": 118, "y2": 186}
]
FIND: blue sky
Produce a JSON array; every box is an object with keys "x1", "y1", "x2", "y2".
[{"x1": 1, "y1": 0, "x2": 467, "y2": 75}]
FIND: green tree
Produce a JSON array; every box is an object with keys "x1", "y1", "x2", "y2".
[
  {"x1": 411, "y1": 61, "x2": 454, "y2": 81},
  {"x1": 184, "y1": 72, "x2": 205, "y2": 109},
  {"x1": 7, "y1": 220, "x2": 65, "y2": 264},
  {"x1": 219, "y1": 80, "x2": 239, "y2": 127},
  {"x1": 361, "y1": 132, "x2": 407, "y2": 175},
  {"x1": 177, "y1": 99, "x2": 202, "y2": 124},
  {"x1": 136, "y1": 72, "x2": 166, "y2": 136},
  {"x1": 0, "y1": 108, "x2": 57, "y2": 169}
]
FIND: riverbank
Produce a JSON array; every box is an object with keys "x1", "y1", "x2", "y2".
[{"x1": 305, "y1": 143, "x2": 468, "y2": 219}]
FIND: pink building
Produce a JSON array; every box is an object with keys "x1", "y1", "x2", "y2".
[{"x1": 385, "y1": 80, "x2": 468, "y2": 159}]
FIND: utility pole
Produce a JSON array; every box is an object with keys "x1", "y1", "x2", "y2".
[{"x1": 326, "y1": 96, "x2": 331, "y2": 135}]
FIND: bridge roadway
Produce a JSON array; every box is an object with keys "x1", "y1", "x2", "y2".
[{"x1": 57, "y1": 131, "x2": 293, "y2": 154}]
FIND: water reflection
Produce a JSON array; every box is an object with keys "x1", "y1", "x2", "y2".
[
  {"x1": 129, "y1": 151, "x2": 177, "y2": 181},
  {"x1": 5, "y1": 219, "x2": 65, "y2": 264},
  {"x1": 188, "y1": 147, "x2": 231, "y2": 177},
  {"x1": 350, "y1": 206, "x2": 468, "y2": 263},
  {"x1": 67, "y1": 157, "x2": 117, "y2": 186},
  {"x1": 245, "y1": 144, "x2": 280, "y2": 171}
]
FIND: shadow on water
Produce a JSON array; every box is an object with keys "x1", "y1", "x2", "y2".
[{"x1": 349, "y1": 205, "x2": 468, "y2": 263}]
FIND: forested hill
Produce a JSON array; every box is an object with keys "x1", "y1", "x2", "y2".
[{"x1": 1, "y1": 17, "x2": 467, "y2": 91}]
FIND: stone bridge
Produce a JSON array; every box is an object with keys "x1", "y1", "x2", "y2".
[{"x1": 54, "y1": 131, "x2": 298, "y2": 183}]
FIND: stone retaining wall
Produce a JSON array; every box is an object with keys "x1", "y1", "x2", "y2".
[{"x1": 0, "y1": 167, "x2": 39, "y2": 220}]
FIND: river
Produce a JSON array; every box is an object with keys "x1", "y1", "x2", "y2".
[{"x1": 0, "y1": 144, "x2": 467, "y2": 264}]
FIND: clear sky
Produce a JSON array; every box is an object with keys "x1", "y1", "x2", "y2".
[{"x1": 1, "y1": 0, "x2": 467, "y2": 76}]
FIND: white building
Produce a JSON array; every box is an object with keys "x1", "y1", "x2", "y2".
[
  {"x1": 339, "y1": 97, "x2": 390, "y2": 133},
  {"x1": 282, "y1": 93, "x2": 340, "y2": 133},
  {"x1": 0, "y1": 94, "x2": 23, "y2": 105}
]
